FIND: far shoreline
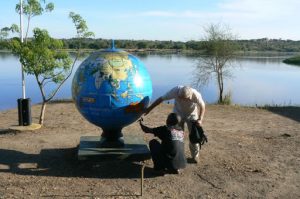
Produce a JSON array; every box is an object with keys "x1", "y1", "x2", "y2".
[{"x1": 1, "y1": 49, "x2": 300, "y2": 55}]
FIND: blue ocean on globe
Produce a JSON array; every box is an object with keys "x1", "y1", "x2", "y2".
[{"x1": 72, "y1": 48, "x2": 152, "y2": 136}]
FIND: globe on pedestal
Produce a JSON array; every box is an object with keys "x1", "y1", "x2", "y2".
[{"x1": 72, "y1": 48, "x2": 152, "y2": 147}]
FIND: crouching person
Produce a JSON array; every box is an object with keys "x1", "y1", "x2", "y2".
[{"x1": 139, "y1": 113, "x2": 187, "y2": 174}]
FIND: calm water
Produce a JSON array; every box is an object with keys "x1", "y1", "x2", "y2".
[{"x1": 1, "y1": 52, "x2": 300, "y2": 111}]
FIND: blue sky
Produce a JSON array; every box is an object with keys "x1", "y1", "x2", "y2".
[{"x1": 1, "y1": 0, "x2": 300, "y2": 41}]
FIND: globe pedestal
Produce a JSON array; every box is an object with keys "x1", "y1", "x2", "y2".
[
  {"x1": 78, "y1": 134, "x2": 151, "y2": 161},
  {"x1": 100, "y1": 128, "x2": 125, "y2": 148}
]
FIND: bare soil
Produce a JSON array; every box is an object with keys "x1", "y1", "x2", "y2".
[{"x1": 0, "y1": 102, "x2": 299, "y2": 199}]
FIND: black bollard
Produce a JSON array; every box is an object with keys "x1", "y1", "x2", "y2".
[{"x1": 17, "y1": 98, "x2": 32, "y2": 126}]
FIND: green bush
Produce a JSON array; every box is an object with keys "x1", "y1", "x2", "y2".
[{"x1": 283, "y1": 56, "x2": 300, "y2": 66}]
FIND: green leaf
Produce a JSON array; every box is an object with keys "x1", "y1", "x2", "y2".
[{"x1": 45, "y1": 2, "x2": 54, "y2": 12}]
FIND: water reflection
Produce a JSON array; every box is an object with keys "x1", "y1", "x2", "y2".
[
  {"x1": 235, "y1": 57, "x2": 284, "y2": 64},
  {"x1": 0, "y1": 51, "x2": 18, "y2": 59}
]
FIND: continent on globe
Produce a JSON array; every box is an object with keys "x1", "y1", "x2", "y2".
[{"x1": 72, "y1": 47, "x2": 152, "y2": 147}]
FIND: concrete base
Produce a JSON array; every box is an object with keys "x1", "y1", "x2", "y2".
[
  {"x1": 9, "y1": 123, "x2": 42, "y2": 131},
  {"x1": 78, "y1": 135, "x2": 151, "y2": 161}
]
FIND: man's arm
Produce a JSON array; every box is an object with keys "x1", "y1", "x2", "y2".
[
  {"x1": 192, "y1": 90, "x2": 205, "y2": 126},
  {"x1": 144, "y1": 87, "x2": 179, "y2": 115},
  {"x1": 144, "y1": 97, "x2": 163, "y2": 115},
  {"x1": 197, "y1": 102, "x2": 205, "y2": 126}
]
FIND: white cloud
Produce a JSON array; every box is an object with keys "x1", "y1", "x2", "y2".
[{"x1": 218, "y1": 0, "x2": 300, "y2": 19}]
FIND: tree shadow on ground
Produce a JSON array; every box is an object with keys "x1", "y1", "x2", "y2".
[
  {"x1": 264, "y1": 106, "x2": 300, "y2": 123},
  {"x1": 0, "y1": 147, "x2": 157, "y2": 179}
]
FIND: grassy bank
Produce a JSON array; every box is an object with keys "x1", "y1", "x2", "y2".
[{"x1": 283, "y1": 55, "x2": 300, "y2": 66}]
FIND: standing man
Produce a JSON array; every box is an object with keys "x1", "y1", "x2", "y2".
[{"x1": 144, "y1": 85, "x2": 205, "y2": 163}]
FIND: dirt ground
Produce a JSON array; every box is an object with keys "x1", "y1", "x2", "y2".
[{"x1": 0, "y1": 102, "x2": 299, "y2": 199}]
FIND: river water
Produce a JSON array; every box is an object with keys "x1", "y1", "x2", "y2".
[{"x1": 1, "y1": 51, "x2": 300, "y2": 111}]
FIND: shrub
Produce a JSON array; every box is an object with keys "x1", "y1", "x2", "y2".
[{"x1": 219, "y1": 91, "x2": 232, "y2": 105}]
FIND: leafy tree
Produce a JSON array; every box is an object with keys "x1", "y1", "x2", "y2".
[
  {"x1": 7, "y1": 1, "x2": 94, "y2": 125},
  {"x1": 0, "y1": 25, "x2": 19, "y2": 49},
  {"x1": 0, "y1": 25, "x2": 19, "y2": 40},
  {"x1": 194, "y1": 23, "x2": 239, "y2": 104},
  {"x1": 137, "y1": 41, "x2": 148, "y2": 49},
  {"x1": 15, "y1": 0, "x2": 54, "y2": 41}
]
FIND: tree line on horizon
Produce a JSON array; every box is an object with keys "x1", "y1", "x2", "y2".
[
  {"x1": 2, "y1": 37, "x2": 300, "y2": 52},
  {"x1": 1, "y1": 37, "x2": 300, "y2": 52}
]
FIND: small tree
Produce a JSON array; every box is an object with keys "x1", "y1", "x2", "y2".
[
  {"x1": 194, "y1": 23, "x2": 239, "y2": 104},
  {"x1": 10, "y1": 29, "x2": 72, "y2": 124},
  {"x1": 7, "y1": 1, "x2": 94, "y2": 125}
]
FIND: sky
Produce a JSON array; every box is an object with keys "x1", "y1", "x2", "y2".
[{"x1": 1, "y1": 0, "x2": 300, "y2": 41}]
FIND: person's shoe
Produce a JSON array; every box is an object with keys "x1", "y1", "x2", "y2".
[
  {"x1": 190, "y1": 156, "x2": 199, "y2": 164},
  {"x1": 172, "y1": 169, "x2": 180, "y2": 174},
  {"x1": 167, "y1": 169, "x2": 181, "y2": 174}
]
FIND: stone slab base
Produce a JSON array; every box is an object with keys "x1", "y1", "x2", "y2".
[{"x1": 78, "y1": 135, "x2": 151, "y2": 161}]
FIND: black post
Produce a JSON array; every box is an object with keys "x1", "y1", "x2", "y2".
[{"x1": 17, "y1": 98, "x2": 32, "y2": 126}]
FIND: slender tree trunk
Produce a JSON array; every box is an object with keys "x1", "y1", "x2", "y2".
[
  {"x1": 219, "y1": 83, "x2": 223, "y2": 103},
  {"x1": 217, "y1": 68, "x2": 223, "y2": 103},
  {"x1": 219, "y1": 69, "x2": 224, "y2": 103},
  {"x1": 218, "y1": 85, "x2": 223, "y2": 103},
  {"x1": 39, "y1": 102, "x2": 46, "y2": 125}
]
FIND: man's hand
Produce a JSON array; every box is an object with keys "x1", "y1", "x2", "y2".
[{"x1": 196, "y1": 119, "x2": 202, "y2": 127}]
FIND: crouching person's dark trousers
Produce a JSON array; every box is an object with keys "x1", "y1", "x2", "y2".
[{"x1": 149, "y1": 139, "x2": 166, "y2": 171}]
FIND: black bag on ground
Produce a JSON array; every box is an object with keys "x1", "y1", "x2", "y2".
[{"x1": 189, "y1": 121, "x2": 208, "y2": 147}]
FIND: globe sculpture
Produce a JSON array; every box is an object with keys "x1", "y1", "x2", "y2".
[{"x1": 72, "y1": 47, "x2": 152, "y2": 147}]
